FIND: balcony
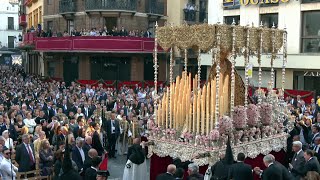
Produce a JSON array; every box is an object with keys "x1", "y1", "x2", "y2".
[
  {"x1": 24, "y1": 0, "x2": 32, "y2": 6},
  {"x1": 23, "y1": 33, "x2": 162, "y2": 53},
  {"x1": 59, "y1": 0, "x2": 76, "y2": 14},
  {"x1": 19, "y1": 14, "x2": 27, "y2": 27},
  {"x1": 146, "y1": 0, "x2": 164, "y2": 16},
  {"x1": 85, "y1": 0, "x2": 137, "y2": 13}
]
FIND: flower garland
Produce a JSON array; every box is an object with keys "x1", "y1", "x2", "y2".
[
  {"x1": 232, "y1": 106, "x2": 247, "y2": 129},
  {"x1": 209, "y1": 129, "x2": 220, "y2": 141},
  {"x1": 247, "y1": 104, "x2": 260, "y2": 127},
  {"x1": 260, "y1": 103, "x2": 272, "y2": 125},
  {"x1": 218, "y1": 116, "x2": 233, "y2": 135}
]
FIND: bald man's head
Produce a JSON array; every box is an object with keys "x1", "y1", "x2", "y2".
[
  {"x1": 133, "y1": 138, "x2": 141, "y2": 145},
  {"x1": 88, "y1": 148, "x2": 98, "y2": 158},
  {"x1": 167, "y1": 164, "x2": 176, "y2": 174}
]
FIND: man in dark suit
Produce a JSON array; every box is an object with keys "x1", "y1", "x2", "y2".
[
  {"x1": 270, "y1": 155, "x2": 293, "y2": 180},
  {"x1": 261, "y1": 154, "x2": 283, "y2": 180},
  {"x1": 83, "y1": 136, "x2": 92, "y2": 159},
  {"x1": 15, "y1": 134, "x2": 36, "y2": 172},
  {"x1": 73, "y1": 117, "x2": 84, "y2": 139},
  {"x1": 228, "y1": 153, "x2": 253, "y2": 180},
  {"x1": 83, "y1": 149, "x2": 98, "y2": 176},
  {"x1": 174, "y1": 168, "x2": 184, "y2": 180},
  {"x1": 105, "y1": 112, "x2": 120, "y2": 158},
  {"x1": 290, "y1": 141, "x2": 306, "y2": 179},
  {"x1": 55, "y1": 126, "x2": 68, "y2": 149},
  {"x1": 311, "y1": 125, "x2": 320, "y2": 148},
  {"x1": 85, "y1": 156, "x2": 102, "y2": 180},
  {"x1": 292, "y1": 149, "x2": 320, "y2": 177},
  {"x1": 156, "y1": 164, "x2": 176, "y2": 180},
  {"x1": 187, "y1": 163, "x2": 204, "y2": 180},
  {"x1": 72, "y1": 137, "x2": 86, "y2": 171},
  {"x1": 91, "y1": 122, "x2": 105, "y2": 156}
]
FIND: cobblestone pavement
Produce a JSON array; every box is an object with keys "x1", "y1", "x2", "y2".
[{"x1": 107, "y1": 155, "x2": 150, "y2": 180}]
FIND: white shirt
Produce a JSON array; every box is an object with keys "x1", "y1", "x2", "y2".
[
  {"x1": 4, "y1": 138, "x2": 13, "y2": 149},
  {"x1": 23, "y1": 118, "x2": 37, "y2": 133},
  {"x1": 111, "y1": 120, "x2": 116, "y2": 134},
  {"x1": 78, "y1": 147, "x2": 85, "y2": 163},
  {"x1": 0, "y1": 158, "x2": 18, "y2": 180}
]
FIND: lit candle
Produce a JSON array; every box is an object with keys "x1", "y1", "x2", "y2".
[
  {"x1": 158, "y1": 98, "x2": 161, "y2": 126},
  {"x1": 162, "y1": 94, "x2": 166, "y2": 127},
  {"x1": 201, "y1": 85, "x2": 206, "y2": 135},
  {"x1": 197, "y1": 90, "x2": 201, "y2": 134},
  {"x1": 132, "y1": 121, "x2": 135, "y2": 138},
  {"x1": 206, "y1": 82, "x2": 210, "y2": 135},
  {"x1": 166, "y1": 88, "x2": 169, "y2": 128},
  {"x1": 211, "y1": 79, "x2": 216, "y2": 129},
  {"x1": 192, "y1": 85, "x2": 197, "y2": 133}
]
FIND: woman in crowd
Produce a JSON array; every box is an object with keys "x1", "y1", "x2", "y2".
[
  {"x1": 39, "y1": 139, "x2": 54, "y2": 176},
  {"x1": 2, "y1": 130, "x2": 13, "y2": 149},
  {"x1": 14, "y1": 114, "x2": 25, "y2": 136},
  {"x1": 23, "y1": 111, "x2": 37, "y2": 134}
]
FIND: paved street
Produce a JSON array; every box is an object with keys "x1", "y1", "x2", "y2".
[{"x1": 108, "y1": 155, "x2": 150, "y2": 180}]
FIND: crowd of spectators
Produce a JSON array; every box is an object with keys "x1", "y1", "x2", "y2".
[
  {"x1": 0, "y1": 65, "x2": 163, "y2": 179},
  {"x1": 28, "y1": 25, "x2": 153, "y2": 38}
]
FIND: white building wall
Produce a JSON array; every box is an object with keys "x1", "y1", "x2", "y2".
[
  {"x1": 205, "y1": 0, "x2": 320, "y2": 90},
  {"x1": 0, "y1": 0, "x2": 22, "y2": 48}
]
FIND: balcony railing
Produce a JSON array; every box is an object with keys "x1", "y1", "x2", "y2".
[
  {"x1": 59, "y1": 0, "x2": 76, "y2": 14},
  {"x1": 85, "y1": 0, "x2": 137, "y2": 12},
  {"x1": 23, "y1": 33, "x2": 162, "y2": 53},
  {"x1": 146, "y1": 0, "x2": 164, "y2": 15}
]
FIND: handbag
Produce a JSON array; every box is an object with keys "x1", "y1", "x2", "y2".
[{"x1": 99, "y1": 152, "x2": 108, "y2": 170}]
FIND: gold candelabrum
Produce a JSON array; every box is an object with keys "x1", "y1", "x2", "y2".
[{"x1": 152, "y1": 22, "x2": 287, "y2": 140}]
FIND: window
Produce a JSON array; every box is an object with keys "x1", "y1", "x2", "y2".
[
  {"x1": 47, "y1": 21, "x2": 53, "y2": 31},
  {"x1": 260, "y1": 13, "x2": 278, "y2": 28},
  {"x1": 33, "y1": 9, "x2": 38, "y2": 28},
  {"x1": 39, "y1": 7, "x2": 42, "y2": 24},
  {"x1": 28, "y1": 13, "x2": 32, "y2": 28},
  {"x1": 8, "y1": 36, "x2": 15, "y2": 48},
  {"x1": 7, "y1": 17, "x2": 14, "y2": 30},
  {"x1": 301, "y1": 11, "x2": 320, "y2": 53},
  {"x1": 67, "y1": 20, "x2": 74, "y2": 34},
  {"x1": 224, "y1": 16, "x2": 240, "y2": 25},
  {"x1": 48, "y1": 0, "x2": 52, "y2": 5},
  {"x1": 104, "y1": 17, "x2": 117, "y2": 31}
]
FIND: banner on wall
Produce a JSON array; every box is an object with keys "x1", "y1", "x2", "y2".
[{"x1": 247, "y1": 64, "x2": 253, "y2": 78}]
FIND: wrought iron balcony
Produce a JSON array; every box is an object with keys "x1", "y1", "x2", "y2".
[
  {"x1": 59, "y1": 0, "x2": 76, "y2": 14},
  {"x1": 146, "y1": 0, "x2": 164, "y2": 15},
  {"x1": 85, "y1": 0, "x2": 137, "y2": 12}
]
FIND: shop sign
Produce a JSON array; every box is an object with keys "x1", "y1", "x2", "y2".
[
  {"x1": 304, "y1": 71, "x2": 320, "y2": 77},
  {"x1": 223, "y1": 0, "x2": 289, "y2": 7}
]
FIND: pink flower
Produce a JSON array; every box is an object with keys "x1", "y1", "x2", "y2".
[
  {"x1": 209, "y1": 129, "x2": 220, "y2": 141},
  {"x1": 218, "y1": 116, "x2": 233, "y2": 134},
  {"x1": 247, "y1": 104, "x2": 260, "y2": 127},
  {"x1": 260, "y1": 103, "x2": 272, "y2": 125},
  {"x1": 232, "y1": 106, "x2": 247, "y2": 129}
]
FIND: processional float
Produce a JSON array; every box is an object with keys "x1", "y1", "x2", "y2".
[{"x1": 147, "y1": 21, "x2": 292, "y2": 166}]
